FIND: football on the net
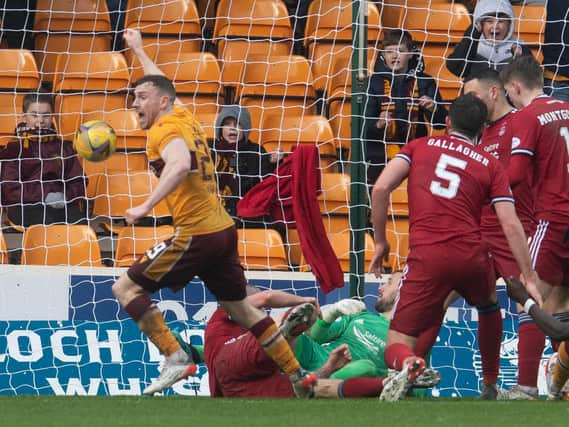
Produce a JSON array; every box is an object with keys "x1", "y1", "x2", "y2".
[{"x1": 73, "y1": 120, "x2": 117, "y2": 162}]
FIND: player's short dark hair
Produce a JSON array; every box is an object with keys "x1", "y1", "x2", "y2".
[
  {"x1": 382, "y1": 29, "x2": 414, "y2": 51},
  {"x1": 134, "y1": 74, "x2": 176, "y2": 104},
  {"x1": 499, "y1": 55, "x2": 544, "y2": 90},
  {"x1": 22, "y1": 90, "x2": 55, "y2": 114},
  {"x1": 448, "y1": 94, "x2": 488, "y2": 138},
  {"x1": 464, "y1": 67, "x2": 504, "y2": 90}
]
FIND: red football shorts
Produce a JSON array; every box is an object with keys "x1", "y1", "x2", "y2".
[
  {"x1": 482, "y1": 229, "x2": 521, "y2": 280},
  {"x1": 390, "y1": 242, "x2": 496, "y2": 337},
  {"x1": 529, "y1": 220, "x2": 569, "y2": 288},
  {"x1": 213, "y1": 333, "x2": 294, "y2": 398}
]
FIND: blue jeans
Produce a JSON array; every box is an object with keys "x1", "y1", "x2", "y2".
[{"x1": 544, "y1": 79, "x2": 569, "y2": 102}]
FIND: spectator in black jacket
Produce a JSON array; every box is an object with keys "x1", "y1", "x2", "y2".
[
  {"x1": 446, "y1": 0, "x2": 532, "y2": 79},
  {"x1": 363, "y1": 29, "x2": 447, "y2": 186},
  {"x1": 211, "y1": 105, "x2": 282, "y2": 224},
  {"x1": 542, "y1": 0, "x2": 569, "y2": 101}
]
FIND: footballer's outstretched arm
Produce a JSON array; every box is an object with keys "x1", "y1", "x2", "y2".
[
  {"x1": 247, "y1": 290, "x2": 317, "y2": 310},
  {"x1": 506, "y1": 278, "x2": 569, "y2": 341},
  {"x1": 123, "y1": 28, "x2": 183, "y2": 106}
]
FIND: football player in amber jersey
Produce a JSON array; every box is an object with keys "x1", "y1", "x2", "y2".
[
  {"x1": 111, "y1": 29, "x2": 315, "y2": 397},
  {"x1": 463, "y1": 68, "x2": 541, "y2": 400},
  {"x1": 369, "y1": 94, "x2": 540, "y2": 401},
  {"x1": 500, "y1": 55, "x2": 569, "y2": 400}
]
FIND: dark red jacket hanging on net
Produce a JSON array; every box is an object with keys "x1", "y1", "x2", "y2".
[{"x1": 237, "y1": 145, "x2": 344, "y2": 293}]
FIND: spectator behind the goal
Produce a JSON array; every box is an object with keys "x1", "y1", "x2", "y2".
[
  {"x1": 542, "y1": 0, "x2": 569, "y2": 101},
  {"x1": 0, "y1": 91, "x2": 87, "y2": 227},
  {"x1": 363, "y1": 29, "x2": 447, "y2": 186},
  {"x1": 211, "y1": 105, "x2": 283, "y2": 225},
  {"x1": 446, "y1": 0, "x2": 532, "y2": 79}
]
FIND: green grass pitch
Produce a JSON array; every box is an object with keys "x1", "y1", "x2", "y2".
[{"x1": 1, "y1": 397, "x2": 569, "y2": 427}]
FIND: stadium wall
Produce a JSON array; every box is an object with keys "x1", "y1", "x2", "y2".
[{"x1": 0, "y1": 266, "x2": 553, "y2": 397}]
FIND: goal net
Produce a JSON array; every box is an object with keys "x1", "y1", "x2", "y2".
[{"x1": 0, "y1": 0, "x2": 555, "y2": 396}]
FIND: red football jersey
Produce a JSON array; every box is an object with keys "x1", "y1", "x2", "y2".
[
  {"x1": 479, "y1": 110, "x2": 535, "y2": 234},
  {"x1": 204, "y1": 308, "x2": 247, "y2": 397},
  {"x1": 397, "y1": 134, "x2": 514, "y2": 248},
  {"x1": 509, "y1": 95, "x2": 569, "y2": 223}
]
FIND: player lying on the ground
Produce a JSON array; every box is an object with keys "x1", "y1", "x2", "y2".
[
  {"x1": 506, "y1": 277, "x2": 569, "y2": 399},
  {"x1": 178, "y1": 280, "x2": 440, "y2": 397}
]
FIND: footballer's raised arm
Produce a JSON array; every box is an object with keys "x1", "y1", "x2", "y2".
[{"x1": 123, "y1": 28, "x2": 183, "y2": 106}]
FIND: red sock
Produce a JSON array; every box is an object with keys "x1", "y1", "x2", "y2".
[
  {"x1": 415, "y1": 324, "x2": 441, "y2": 358},
  {"x1": 517, "y1": 320, "x2": 545, "y2": 387},
  {"x1": 339, "y1": 377, "x2": 384, "y2": 397},
  {"x1": 384, "y1": 343, "x2": 415, "y2": 371},
  {"x1": 478, "y1": 306, "x2": 502, "y2": 385}
]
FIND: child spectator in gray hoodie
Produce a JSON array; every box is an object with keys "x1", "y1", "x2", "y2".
[{"x1": 447, "y1": 0, "x2": 532, "y2": 79}]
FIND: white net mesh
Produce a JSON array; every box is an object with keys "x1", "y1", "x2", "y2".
[{"x1": 0, "y1": 0, "x2": 559, "y2": 396}]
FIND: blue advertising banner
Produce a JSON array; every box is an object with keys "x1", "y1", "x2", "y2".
[{"x1": 0, "y1": 268, "x2": 553, "y2": 396}]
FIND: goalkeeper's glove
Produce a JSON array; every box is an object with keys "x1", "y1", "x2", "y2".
[{"x1": 321, "y1": 298, "x2": 366, "y2": 323}]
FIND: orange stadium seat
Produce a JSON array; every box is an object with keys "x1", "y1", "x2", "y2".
[
  {"x1": 0, "y1": 50, "x2": 40, "y2": 144},
  {"x1": 0, "y1": 229, "x2": 8, "y2": 264},
  {"x1": 92, "y1": 171, "x2": 171, "y2": 224},
  {"x1": 238, "y1": 55, "x2": 317, "y2": 143},
  {"x1": 381, "y1": 2, "x2": 471, "y2": 45},
  {"x1": 0, "y1": 112, "x2": 18, "y2": 146},
  {"x1": 130, "y1": 52, "x2": 222, "y2": 115},
  {"x1": 300, "y1": 230, "x2": 374, "y2": 273},
  {"x1": 319, "y1": 172, "x2": 350, "y2": 234},
  {"x1": 388, "y1": 181, "x2": 408, "y2": 216},
  {"x1": 54, "y1": 52, "x2": 131, "y2": 138},
  {"x1": 237, "y1": 228, "x2": 289, "y2": 271},
  {"x1": 304, "y1": 0, "x2": 381, "y2": 92},
  {"x1": 21, "y1": 224, "x2": 103, "y2": 266},
  {"x1": 260, "y1": 114, "x2": 337, "y2": 169},
  {"x1": 125, "y1": 0, "x2": 201, "y2": 55},
  {"x1": 512, "y1": 5, "x2": 545, "y2": 47},
  {"x1": 194, "y1": 111, "x2": 217, "y2": 142},
  {"x1": 80, "y1": 152, "x2": 148, "y2": 198},
  {"x1": 81, "y1": 109, "x2": 147, "y2": 151},
  {"x1": 386, "y1": 216, "x2": 409, "y2": 272},
  {"x1": 214, "y1": 0, "x2": 293, "y2": 87},
  {"x1": 423, "y1": 55, "x2": 462, "y2": 102},
  {"x1": 114, "y1": 225, "x2": 174, "y2": 267},
  {"x1": 54, "y1": 52, "x2": 130, "y2": 92},
  {"x1": 0, "y1": 49, "x2": 40, "y2": 89},
  {"x1": 34, "y1": 0, "x2": 112, "y2": 80}
]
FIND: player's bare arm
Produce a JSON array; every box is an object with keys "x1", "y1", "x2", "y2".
[
  {"x1": 125, "y1": 138, "x2": 192, "y2": 224},
  {"x1": 123, "y1": 28, "x2": 183, "y2": 106},
  {"x1": 247, "y1": 290, "x2": 318, "y2": 311},
  {"x1": 506, "y1": 278, "x2": 569, "y2": 341},
  {"x1": 494, "y1": 201, "x2": 542, "y2": 305},
  {"x1": 369, "y1": 157, "x2": 410, "y2": 277}
]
